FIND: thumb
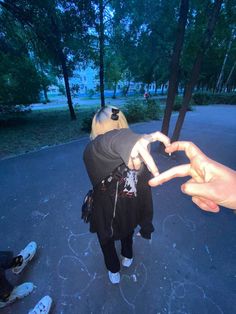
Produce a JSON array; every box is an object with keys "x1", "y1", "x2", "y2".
[{"x1": 181, "y1": 181, "x2": 215, "y2": 201}]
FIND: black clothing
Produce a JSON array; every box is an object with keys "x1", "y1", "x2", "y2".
[
  {"x1": 83, "y1": 128, "x2": 154, "y2": 245},
  {"x1": 0, "y1": 251, "x2": 14, "y2": 300},
  {"x1": 99, "y1": 232, "x2": 133, "y2": 273},
  {"x1": 83, "y1": 129, "x2": 142, "y2": 187}
]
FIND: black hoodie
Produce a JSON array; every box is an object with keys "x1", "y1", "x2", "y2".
[{"x1": 83, "y1": 128, "x2": 154, "y2": 244}]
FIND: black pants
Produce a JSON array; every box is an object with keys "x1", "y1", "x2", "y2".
[
  {"x1": 0, "y1": 251, "x2": 14, "y2": 301},
  {"x1": 99, "y1": 232, "x2": 134, "y2": 273}
]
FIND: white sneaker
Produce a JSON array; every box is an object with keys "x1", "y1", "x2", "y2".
[
  {"x1": 28, "y1": 295, "x2": 52, "y2": 314},
  {"x1": 12, "y1": 241, "x2": 37, "y2": 274},
  {"x1": 0, "y1": 282, "x2": 34, "y2": 308},
  {"x1": 122, "y1": 257, "x2": 133, "y2": 268},
  {"x1": 108, "y1": 271, "x2": 120, "y2": 284}
]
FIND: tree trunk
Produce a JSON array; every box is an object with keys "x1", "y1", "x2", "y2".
[
  {"x1": 154, "y1": 81, "x2": 158, "y2": 95},
  {"x1": 60, "y1": 52, "x2": 76, "y2": 120},
  {"x1": 159, "y1": 0, "x2": 189, "y2": 152},
  {"x1": 99, "y1": 0, "x2": 105, "y2": 108},
  {"x1": 171, "y1": 0, "x2": 223, "y2": 142},
  {"x1": 215, "y1": 33, "x2": 234, "y2": 92},
  {"x1": 225, "y1": 61, "x2": 236, "y2": 91},
  {"x1": 124, "y1": 80, "x2": 130, "y2": 97},
  {"x1": 43, "y1": 86, "x2": 49, "y2": 103},
  {"x1": 112, "y1": 82, "x2": 117, "y2": 99},
  {"x1": 161, "y1": 84, "x2": 164, "y2": 95},
  {"x1": 160, "y1": 0, "x2": 189, "y2": 136}
]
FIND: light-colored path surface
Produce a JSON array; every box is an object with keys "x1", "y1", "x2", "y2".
[
  {"x1": 0, "y1": 105, "x2": 236, "y2": 314},
  {"x1": 30, "y1": 95, "x2": 167, "y2": 110}
]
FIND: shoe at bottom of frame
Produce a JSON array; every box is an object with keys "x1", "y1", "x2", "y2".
[{"x1": 28, "y1": 295, "x2": 53, "y2": 314}]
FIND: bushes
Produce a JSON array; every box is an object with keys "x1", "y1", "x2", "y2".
[
  {"x1": 145, "y1": 98, "x2": 163, "y2": 119},
  {"x1": 123, "y1": 98, "x2": 162, "y2": 123},
  {"x1": 81, "y1": 98, "x2": 162, "y2": 129},
  {"x1": 173, "y1": 96, "x2": 192, "y2": 111},
  {"x1": 58, "y1": 84, "x2": 66, "y2": 96},
  {"x1": 123, "y1": 99, "x2": 144, "y2": 123},
  {"x1": 192, "y1": 92, "x2": 236, "y2": 105},
  {"x1": 80, "y1": 109, "x2": 96, "y2": 133},
  {"x1": 87, "y1": 89, "x2": 95, "y2": 98},
  {"x1": 173, "y1": 96, "x2": 183, "y2": 111}
]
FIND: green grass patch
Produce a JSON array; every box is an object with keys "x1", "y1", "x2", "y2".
[
  {"x1": 0, "y1": 97, "x2": 165, "y2": 159},
  {"x1": 0, "y1": 107, "x2": 97, "y2": 159}
]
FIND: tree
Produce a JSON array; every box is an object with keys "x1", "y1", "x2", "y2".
[
  {"x1": 111, "y1": 0, "x2": 180, "y2": 89},
  {"x1": 171, "y1": 0, "x2": 223, "y2": 142},
  {"x1": 225, "y1": 61, "x2": 236, "y2": 91},
  {"x1": 0, "y1": 10, "x2": 41, "y2": 113},
  {"x1": 160, "y1": 0, "x2": 189, "y2": 145},
  {"x1": 216, "y1": 29, "x2": 235, "y2": 92},
  {"x1": 0, "y1": 0, "x2": 95, "y2": 120},
  {"x1": 98, "y1": 0, "x2": 106, "y2": 107},
  {"x1": 104, "y1": 51, "x2": 123, "y2": 98}
]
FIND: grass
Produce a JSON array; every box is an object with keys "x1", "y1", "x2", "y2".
[
  {"x1": 0, "y1": 108, "x2": 95, "y2": 159},
  {"x1": 0, "y1": 96, "x2": 166, "y2": 160}
]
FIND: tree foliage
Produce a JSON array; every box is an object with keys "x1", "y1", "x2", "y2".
[
  {"x1": 0, "y1": 0, "x2": 235, "y2": 131},
  {"x1": 0, "y1": 0, "x2": 96, "y2": 119},
  {"x1": 0, "y1": 11, "x2": 41, "y2": 113}
]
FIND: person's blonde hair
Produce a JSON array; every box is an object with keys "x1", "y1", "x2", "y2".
[{"x1": 90, "y1": 106, "x2": 129, "y2": 139}]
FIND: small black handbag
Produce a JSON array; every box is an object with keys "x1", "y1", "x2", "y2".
[
  {"x1": 81, "y1": 166, "x2": 124, "y2": 223},
  {"x1": 81, "y1": 189, "x2": 94, "y2": 223}
]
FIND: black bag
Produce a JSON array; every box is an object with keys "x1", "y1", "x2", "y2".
[
  {"x1": 81, "y1": 189, "x2": 94, "y2": 223},
  {"x1": 81, "y1": 166, "x2": 124, "y2": 223}
]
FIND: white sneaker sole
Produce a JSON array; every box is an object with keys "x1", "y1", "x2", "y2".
[
  {"x1": 28, "y1": 295, "x2": 52, "y2": 314},
  {"x1": 12, "y1": 241, "x2": 37, "y2": 274},
  {"x1": 0, "y1": 283, "x2": 34, "y2": 308},
  {"x1": 122, "y1": 257, "x2": 133, "y2": 268},
  {"x1": 108, "y1": 271, "x2": 120, "y2": 284}
]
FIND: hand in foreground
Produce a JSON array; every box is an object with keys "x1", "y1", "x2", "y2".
[
  {"x1": 149, "y1": 141, "x2": 236, "y2": 212},
  {"x1": 128, "y1": 131, "x2": 170, "y2": 176}
]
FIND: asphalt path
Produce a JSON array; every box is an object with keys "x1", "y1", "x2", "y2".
[{"x1": 0, "y1": 105, "x2": 236, "y2": 314}]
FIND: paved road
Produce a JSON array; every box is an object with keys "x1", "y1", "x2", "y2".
[{"x1": 0, "y1": 105, "x2": 236, "y2": 314}]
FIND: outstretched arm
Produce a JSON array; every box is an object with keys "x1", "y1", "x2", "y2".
[{"x1": 149, "y1": 141, "x2": 236, "y2": 212}]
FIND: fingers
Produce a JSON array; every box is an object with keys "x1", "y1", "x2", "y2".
[
  {"x1": 148, "y1": 164, "x2": 191, "y2": 186},
  {"x1": 181, "y1": 181, "x2": 220, "y2": 212},
  {"x1": 181, "y1": 181, "x2": 215, "y2": 200},
  {"x1": 147, "y1": 131, "x2": 171, "y2": 148},
  {"x1": 129, "y1": 141, "x2": 159, "y2": 175},
  {"x1": 164, "y1": 141, "x2": 205, "y2": 160},
  {"x1": 137, "y1": 143, "x2": 159, "y2": 176},
  {"x1": 131, "y1": 156, "x2": 142, "y2": 170},
  {"x1": 129, "y1": 145, "x2": 140, "y2": 170},
  {"x1": 197, "y1": 197, "x2": 219, "y2": 211},
  {"x1": 129, "y1": 131, "x2": 170, "y2": 175},
  {"x1": 192, "y1": 196, "x2": 220, "y2": 212}
]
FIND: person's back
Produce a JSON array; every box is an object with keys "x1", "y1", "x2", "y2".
[{"x1": 83, "y1": 107, "x2": 155, "y2": 284}]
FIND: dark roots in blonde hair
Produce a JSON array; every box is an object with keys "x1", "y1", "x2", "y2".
[{"x1": 90, "y1": 106, "x2": 129, "y2": 139}]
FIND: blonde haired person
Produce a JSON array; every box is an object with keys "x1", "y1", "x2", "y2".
[
  {"x1": 83, "y1": 106, "x2": 170, "y2": 284},
  {"x1": 90, "y1": 106, "x2": 128, "y2": 139}
]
